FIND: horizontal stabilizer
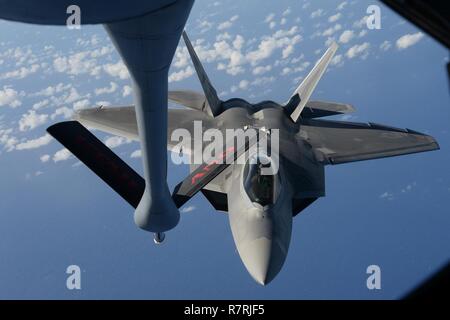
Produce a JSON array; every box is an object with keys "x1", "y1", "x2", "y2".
[
  {"x1": 301, "y1": 101, "x2": 355, "y2": 118},
  {"x1": 47, "y1": 121, "x2": 145, "y2": 208},
  {"x1": 168, "y1": 90, "x2": 211, "y2": 115}
]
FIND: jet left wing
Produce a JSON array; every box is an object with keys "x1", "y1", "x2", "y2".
[
  {"x1": 300, "y1": 119, "x2": 439, "y2": 165},
  {"x1": 74, "y1": 106, "x2": 211, "y2": 153}
]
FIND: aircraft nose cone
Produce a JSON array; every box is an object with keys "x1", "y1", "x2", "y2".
[{"x1": 239, "y1": 237, "x2": 286, "y2": 286}]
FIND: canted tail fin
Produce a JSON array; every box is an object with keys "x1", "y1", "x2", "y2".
[
  {"x1": 288, "y1": 42, "x2": 339, "y2": 122},
  {"x1": 182, "y1": 31, "x2": 222, "y2": 116}
]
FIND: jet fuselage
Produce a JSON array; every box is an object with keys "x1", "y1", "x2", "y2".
[{"x1": 189, "y1": 102, "x2": 324, "y2": 284}]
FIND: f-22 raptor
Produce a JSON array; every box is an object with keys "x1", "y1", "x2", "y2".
[{"x1": 47, "y1": 32, "x2": 439, "y2": 285}]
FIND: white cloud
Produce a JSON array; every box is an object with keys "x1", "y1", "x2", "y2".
[
  {"x1": 239, "y1": 79, "x2": 249, "y2": 90},
  {"x1": 104, "y1": 136, "x2": 129, "y2": 149},
  {"x1": 35, "y1": 83, "x2": 70, "y2": 97},
  {"x1": 173, "y1": 46, "x2": 189, "y2": 69},
  {"x1": 103, "y1": 61, "x2": 130, "y2": 79},
  {"x1": 73, "y1": 99, "x2": 91, "y2": 111},
  {"x1": 281, "y1": 67, "x2": 291, "y2": 76},
  {"x1": 339, "y1": 30, "x2": 354, "y2": 44},
  {"x1": 252, "y1": 65, "x2": 272, "y2": 75},
  {"x1": 322, "y1": 24, "x2": 342, "y2": 37},
  {"x1": 19, "y1": 110, "x2": 48, "y2": 131},
  {"x1": 95, "y1": 82, "x2": 118, "y2": 95},
  {"x1": 51, "y1": 106, "x2": 73, "y2": 120},
  {"x1": 90, "y1": 46, "x2": 113, "y2": 58},
  {"x1": 331, "y1": 54, "x2": 343, "y2": 66},
  {"x1": 169, "y1": 66, "x2": 194, "y2": 82},
  {"x1": 264, "y1": 13, "x2": 275, "y2": 23},
  {"x1": 380, "y1": 40, "x2": 392, "y2": 51},
  {"x1": 396, "y1": 32, "x2": 424, "y2": 50},
  {"x1": 290, "y1": 54, "x2": 305, "y2": 64},
  {"x1": 346, "y1": 42, "x2": 370, "y2": 59},
  {"x1": 328, "y1": 13, "x2": 342, "y2": 23},
  {"x1": 0, "y1": 64, "x2": 39, "y2": 80},
  {"x1": 217, "y1": 15, "x2": 239, "y2": 30},
  {"x1": 337, "y1": 1, "x2": 347, "y2": 10},
  {"x1": 401, "y1": 182, "x2": 417, "y2": 193},
  {"x1": 246, "y1": 28, "x2": 301, "y2": 65},
  {"x1": 40, "y1": 154, "x2": 50, "y2": 163},
  {"x1": 15, "y1": 134, "x2": 52, "y2": 150},
  {"x1": 32, "y1": 99, "x2": 49, "y2": 110},
  {"x1": 130, "y1": 149, "x2": 141, "y2": 158},
  {"x1": 251, "y1": 76, "x2": 275, "y2": 87},
  {"x1": 53, "y1": 148, "x2": 72, "y2": 162},
  {"x1": 122, "y1": 85, "x2": 132, "y2": 97},
  {"x1": 233, "y1": 35, "x2": 245, "y2": 50},
  {"x1": 60, "y1": 87, "x2": 83, "y2": 105},
  {"x1": 325, "y1": 37, "x2": 337, "y2": 47},
  {"x1": 282, "y1": 8, "x2": 291, "y2": 16},
  {"x1": 380, "y1": 191, "x2": 394, "y2": 200},
  {"x1": 353, "y1": 16, "x2": 369, "y2": 29},
  {"x1": 293, "y1": 61, "x2": 310, "y2": 73},
  {"x1": 0, "y1": 129, "x2": 18, "y2": 152},
  {"x1": 53, "y1": 51, "x2": 96, "y2": 75},
  {"x1": 282, "y1": 45, "x2": 295, "y2": 59},
  {"x1": 359, "y1": 30, "x2": 368, "y2": 38},
  {"x1": 0, "y1": 86, "x2": 21, "y2": 108},
  {"x1": 197, "y1": 19, "x2": 213, "y2": 33},
  {"x1": 311, "y1": 9, "x2": 324, "y2": 19}
]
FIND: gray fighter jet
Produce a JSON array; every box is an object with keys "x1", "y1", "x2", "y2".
[{"x1": 47, "y1": 32, "x2": 439, "y2": 285}]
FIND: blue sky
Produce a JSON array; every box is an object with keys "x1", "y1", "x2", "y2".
[{"x1": 0, "y1": 0, "x2": 449, "y2": 299}]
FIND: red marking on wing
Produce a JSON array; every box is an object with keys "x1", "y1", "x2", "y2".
[
  {"x1": 190, "y1": 146, "x2": 237, "y2": 185},
  {"x1": 191, "y1": 172, "x2": 206, "y2": 185}
]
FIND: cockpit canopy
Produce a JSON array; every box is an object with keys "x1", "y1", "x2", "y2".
[{"x1": 243, "y1": 154, "x2": 281, "y2": 207}]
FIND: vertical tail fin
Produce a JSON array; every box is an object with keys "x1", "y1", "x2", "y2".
[
  {"x1": 289, "y1": 42, "x2": 338, "y2": 122},
  {"x1": 182, "y1": 31, "x2": 222, "y2": 116}
]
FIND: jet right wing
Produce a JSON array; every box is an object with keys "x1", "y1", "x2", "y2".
[{"x1": 300, "y1": 119, "x2": 439, "y2": 165}]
